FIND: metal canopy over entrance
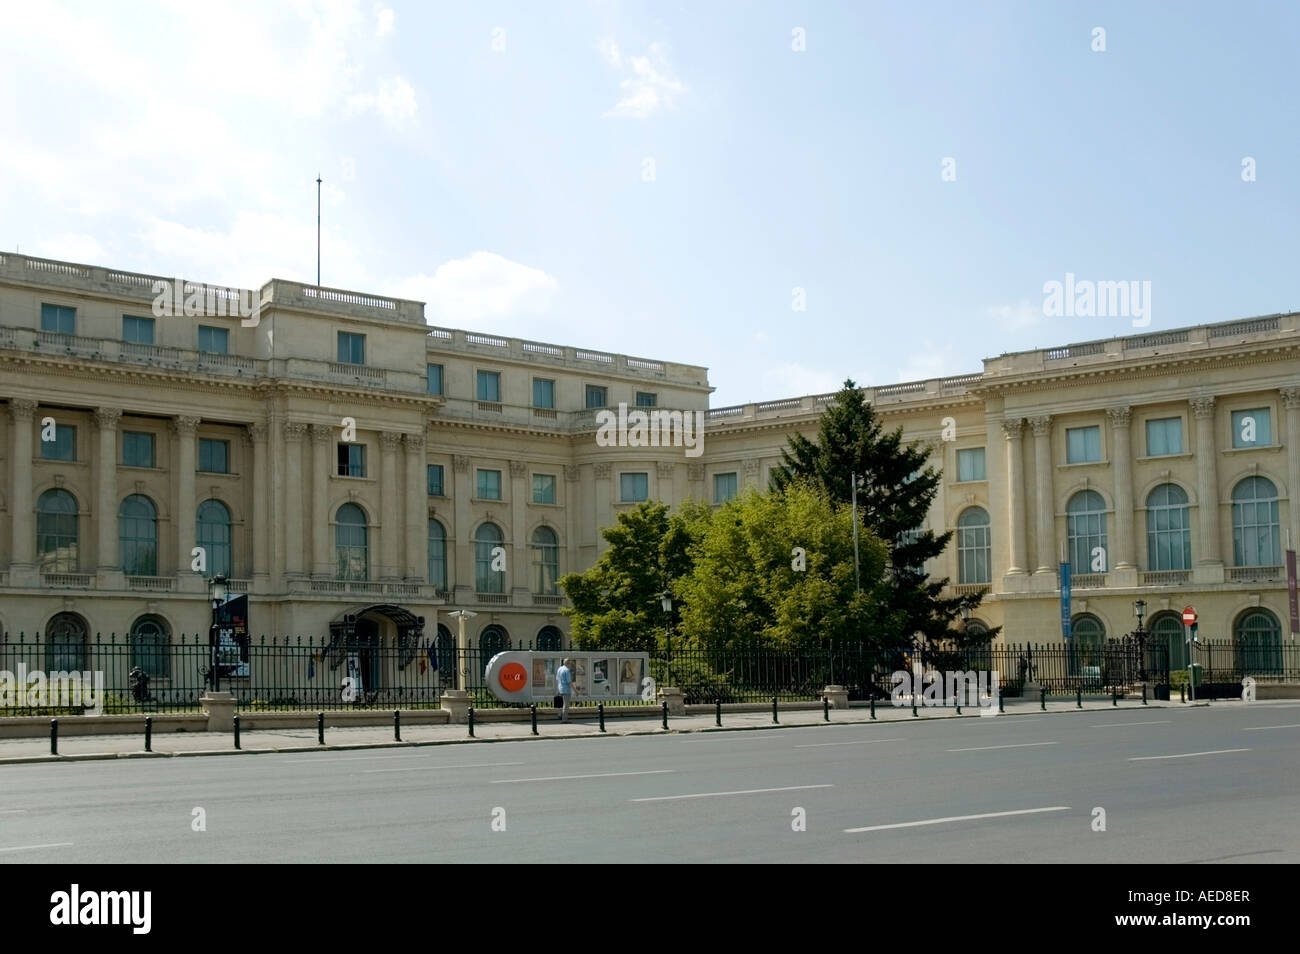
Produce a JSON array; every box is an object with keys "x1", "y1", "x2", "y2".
[{"x1": 325, "y1": 604, "x2": 426, "y2": 671}]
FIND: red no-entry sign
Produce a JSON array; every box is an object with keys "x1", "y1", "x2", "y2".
[{"x1": 1182, "y1": 606, "x2": 1198, "y2": 625}]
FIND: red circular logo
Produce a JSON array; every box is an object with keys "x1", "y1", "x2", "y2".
[{"x1": 498, "y1": 662, "x2": 527, "y2": 692}]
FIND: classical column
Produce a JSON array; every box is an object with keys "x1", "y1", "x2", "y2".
[
  {"x1": 564, "y1": 465, "x2": 580, "y2": 584},
  {"x1": 509, "y1": 460, "x2": 528, "y2": 595},
  {"x1": 282, "y1": 422, "x2": 308, "y2": 577},
  {"x1": 593, "y1": 463, "x2": 612, "y2": 557},
  {"x1": 310, "y1": 424, "x2": 332, "y2": 577},
  {"x1": 1028, "y1": 416, "x2": 1055, "y2": 574},
  {"x1": 452, "y1": 455, "x2": 473, "y2": 598},
  {"x1": 1107, "y1": 406, "x2": 1135, "y2": 572},
  {"x1": 93, "y1": 407, "x2": 123, "y2": 572},
  {"x1": 1002, "y1": 418, "x2": 1028, "y2": 576},
  {"x1": 173, "y1": 416, "x2": 200, "y2": 576},
  {"x1": 1191, "y1": 397, "x2": 1222, "y2": 568},
  {"x1": 742, "y1": 458, "x2": 759, "y2": 490},
  {"x1": 404, "y1": 433, "x2": 426, "y2": 581},
  {"x1": 657, "y1": 461, "x2": 676, "y2": 506},
  {"x1": 8, "y1": 399, "x2": 38, "y2": 573},
  {"x1": 246, "y1": 423, "x2": 269, "y2": 584},
  {"x1": 380, "y1": 431, "x2": 402, "y2": 579}
]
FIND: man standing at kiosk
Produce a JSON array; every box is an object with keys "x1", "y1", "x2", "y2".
[{"x1": 556, "y1": 658, "x2": 574, "y2": 722}]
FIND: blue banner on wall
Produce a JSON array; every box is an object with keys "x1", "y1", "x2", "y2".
[{"x1": 1060, "y1": 562, "x2": 1072, "y2": 641}]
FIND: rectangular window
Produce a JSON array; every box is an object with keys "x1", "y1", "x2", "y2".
[
  {"x1": 956, "y1": 447, "x2": 986, "y2": 481},
  {"x1": 1232, "y1": 408, "x2": 1272, "y2": 448},
  {"x1": 198, "y1": 325, "x2": 229, "y2": 354},
  {"x1": 40, "y1": 304, "x2": 76, "y2": 334},
  {"x1": 620, "y1": 472, "x2": 648, "y2": 502},
  {"x1": 1065, "y1": 425, "x2": 1102, "y2": 464},
  {"x1": 426, "y1": 363, "x2": 443, "y2": 395},
  {"x1": 477, "y1": 370, "x2": 501, "y2": 402},
  {"x1": 635, "y1": 391, "x2": 657, "y2": 407},
  {"x1": 122, "y1": 431, "x2": 156, "y2": 468},
  {"x1": 40, "y1": 424, "x2": 76, "y2": 461},
  {"x1": 198, "y1": 438, "x2": 230, "y2": 474},
  {"x1": 476, "y1": 468, "x2": 502, "y2": 500},
  {"x1": 533, "y1": 378, "x2": 555, "y2": 409},
  {"x1": 122, "y1": 315, "x2": 155, "y2": 344},
  {"x1": 713, "y1": 472, "x2": 738, "y2": 504},
  {"x1": 337, "y1": 444, "x2": 366, "y2": 477},
  {"x1": 585, "y1": 385, "x2": 608, "y2": 409},
  {"x1": 1145, "y1": 417, "x2": 1183, "y2": 456},
  {"x1": 533, "y1": 473, "x2": 556, "y2": 504},
  {"x1": 337, "y1": 331, "x2": 366, "y2": 365},
  {"x1": 427, "y1": 464, "x2": 444, "y2": 496}
]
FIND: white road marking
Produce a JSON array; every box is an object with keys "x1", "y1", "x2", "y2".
[
  {"x1": 947, "y1": 741, "x2": 1059, "y2": 752},
  {"x1": 1243, "y1": 724, "x2": 1300, "y2": 731},
  {"x1": 365, "y1": 761, "x2": 526, "y2": 774},
  {"x1": 795, "y1": 739, "x2": 905, "y2": 748},
  {"x1": 0, "y1": 842, "x2": 74, "y2": 853},
  {"x1": 632, "y1": 784, "x2": 833, "y2": 802},
  {"x1": 1128, "y1": 748, "x2": 1252, "y2": 761},
  {"x1": 845, "y1": 806, "x2": 1070, "y2": 833},
  {"x1": 1089, "y1": 721, "x2": 1172, "y2": 727},
  {"x1": 282, "y1": 755, "x2": 446, "y2": 764},
  {"x1": 492, "y1": 769, "x2": 674, "y2": 784},
  {"x1": 0, "y1": 810, "x2": 27, "y2": 815}
]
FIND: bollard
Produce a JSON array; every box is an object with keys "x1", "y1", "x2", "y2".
[
  {"x1": 1077, "y1": 687, "x2": 1082, "y2": 709},
  {"x1": 468, "y1": 705, "x2": 475, "y2": 737},
  {"x1": 1112, "y1": 687, "x2": 1118, "y2": 707},
  {"x1": 1180, "y1": 684, "x2": 1185, "y2": 704},
  {"x1": 956, "y1": 694, "x2": 961, "y2": 716},
  {"x1": 870, "y1": 694, "x2": 876, "y2": 720},
  {"x1": 912, "y1": 696, "x2": 918, "y2": 717},
  {"x1": 824, "y1": 696, "x2": 830, "y2": 722},
  {"x1": 233, "y1": 714, "x2": 241, "y2": 750},
  {"x1": 145, "y1": 716, "x2": 153, "y2": 753},
  {"x1": 662, "y1": 701, "x2": 669, "y2": 730},
  {"x1": 1040, "y1": 686, "x2": 1046, "y2": 711},
  {"x1": 599, "y1": 703, "x2": 605, "y2": 733},
  {"x1": 50, "y1": 718, "x2": 58, "y2": 756},
  {"x1": 716, "y1": 698, "x2": 722, "y2": 727},
  {"x1": 394, "y1": 710, "x2": 401, "y2": 742},
  {"x1": 772, "y1": 695, "x2": 779, "y2": 724},
  {"x1": 1142, "y1": 684, "x2": 1148, "y2": 706},
  {"x1": 531, "y1": 704, "x2": 538, "y2": 735},
  {"x1": 999, "y1": 692, "x2": 1004, "y2": 713},
  {"x1": 317, "y1": 711, "x2": 325, "y2": 745}
]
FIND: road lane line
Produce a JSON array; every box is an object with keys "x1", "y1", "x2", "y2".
[
  {"x1": 0, "y1": 810, "x2": 27, "y2": 815},
  {"x1": 1089, "y1": 721, "x2": 1172, "y2": 727},
  {"x1": 492, "y1": 770, "x2": 674, "y2": 784},
  {"x1": 795, "y1": 739, "x2": 904, "y2": 748},
  {"x1": 845, "y1": 806, "x2": 1070, "y2": 833},
  {"x1": 365, "y1": 761, "x2": 526, "y2": 774},
  {"x1": 947, "y1": 742, "x2": 1059, "y2": 752},
  {"x1": 632, "y1": 784, "x2": 832, "y2": 802},
  {"x1": 0, "y1": 843, "x2": 74, "y2": 853},
  {"x1": 1128, "y1": 748, "x2": 1252, "y2": 761},
  {"x1": 1243, "y1": 724, "x2": 1300, "y2": 731}
]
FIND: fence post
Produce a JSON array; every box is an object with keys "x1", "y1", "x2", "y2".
[
  {"x1": 317, "y1": 711, "x2": 324, "y2": 745},
  {"x1": 1040, "y1": 686, "x2": 1046, "y2": 711},
  {"x1": 662, "y1": 701, "x2": 669, "y2": 730},
  {"x1": 394, "y1": 710, "x2": 401, "y2": 742},
  {"x1": 145, "y1": 716, "x2": 152, "y2": 752},
  {"x1": 716, "y1": 698, "x2": 722, "y2": 727},
  {"x1": 772, "y1": 695, "x2": 779, "y2": 724},
  {"x1": 233, "y1": 714, "x2": 241, "y2": 750},
  {"x1": 598, "y1": 703, "x2": 605, "y2": 733},
  {"x1": 530, "y1": 704, "x2": 538, "y2": 735},
  {"x1": 50, "y1": 718, "x2": 57, "y2": 756},
  {"x1": 468, "y1": 706, "x2": 475, "y2": 737}
]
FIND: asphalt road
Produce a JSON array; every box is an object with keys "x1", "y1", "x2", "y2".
[{"x1": 3, "y1": 703, "x2": 1298, "y2": 863}]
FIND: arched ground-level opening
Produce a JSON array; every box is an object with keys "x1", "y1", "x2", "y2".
[{"x1": 326, "y1": 604, "x2": 426, "y2": 702}]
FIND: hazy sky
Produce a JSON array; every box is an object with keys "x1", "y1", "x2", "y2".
[{"x1": 2, "y1": 0, "x2": 1297, "y2": 407}]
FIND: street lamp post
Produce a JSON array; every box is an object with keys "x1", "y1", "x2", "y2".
[
  {"x1": 660, "y1": 592, "x2": 673, "y2": 687},
  {"x1": 447, "y1": 610, "x2": 478, "y2": 694},
  {"x1": 207, "y1": 574, "x2": 229, "y2": 692},
  {"x1": 1133, "y1": 598, "x2": 1148, "y2": 681}
]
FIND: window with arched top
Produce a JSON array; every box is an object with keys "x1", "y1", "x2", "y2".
[
  {"x1": 956, "y1": 507, "x2": 990, "y2": 584},
  {"x1": 119, "y1": 494, "x2": 157, "y2": 576},
  {"x1": 537, "y1": 625, "x2": 563, "y2": 651},
  {"x1": 1146, "y1": 484, "x2": 1191, "y2": 571},
  {"x1": 479, "y1": 625, "x2": 510, "y2": 673},
  {"x1": 37, "y1": 488, "x2": 79, "y2": 573},
  {"x1": 531, "y1": 526, "x2": 559, "y2": 594},
  {"x1": 428, "y1": 519, "x2": 447, "y2": 591},
  {"x1": 1234, "y1": 609, "x2": 1283, "y2": 675},
  {"x1": 1149, "y1": 613, "x2": 1186, "y2": 671},
  {"x1": 1067, "y1": 491, "x2": 1107, "y2": 574},
  {"x1": 1071, "y1": 613, "x2": 1106, "y2": 674},
  {"x1": 475, "y1": 522, "x2": 504, "y2": 593},
  {"x1": 46, "y1": 612, "x2": 88, "y2": 672},
  {"x1": 197, "y1": 499, "x2": 232, "y2": 577},
  {"x1": 1232, "y1": 477, "x2": 1281, "y2": 568},
  {"x1": 130, "y1": 614, "x2": 170, "y2": 678},
  {"x1": 335, "y1": 503, "x2": 369, "y2": 581},
  {"x1": 435, "y1": 623, "x2": 456, "y2": 680}
]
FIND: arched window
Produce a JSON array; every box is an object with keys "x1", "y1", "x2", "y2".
[
  {"x1": 475, "y1": 522, "x2": 504, "y2": 593},
  {"x1": 1232, "y1": 477, "x2": 1281, "y2": 568},
  {"x1": 36, "y1": 488, "x2": 79, "y2": 573},
  {"x1": 428, "y1": 519, "x2": 447, "y2": 591},
  {"x1": 1235, "y1": 609, "x2": 1283, "y2": 676},
  {"x1": 1149, "y1": 613, "x2": 1186, "y2": 672},
  {"x1": 479, "y1": 625, "x2": 510, "y2": 672},
  {"x1": 962, "y1": 619, "x2": 992, "y2": 671},
  {"x1": 537, "y1": 625, "x2": 563, "y2": 651},
  {"x1": 1067, "y1": 491, "x2": 1108, "y2": 574},
  {"x1": 130, "y1": 615, "x2": 170, "y2": 678},
  {"x1": 196, "y1": 500, "x2": 232, "y2": 578},
  {"x1": 956, "y1": 507, "x2": 990, "y2": 584},
  {"x1": 46, "y1": 612, "x2": 88, "y2": 672},
  {"x1": 435, "y1": 623, "x2": 457, "y2": 680},
  {"x1": 335, "y1": 504, "x2": 368, "y2": 581},
  {"x1": 1071, "y1": 613, "x2": 1106, "y2": 677},
  {"x1": 119, "y1": 494, "x2": 157, "y2": 576},
  {"x1": 531, "y1": 526, "x2": 559, "y2": 594},
  {"x1": 1146, "y1": 484, "x2": 1191, "y2": 571}
]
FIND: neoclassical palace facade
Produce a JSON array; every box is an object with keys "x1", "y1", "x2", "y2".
[{"x1": 1, "y1": 252, "x2": 1297, "y2": 672}]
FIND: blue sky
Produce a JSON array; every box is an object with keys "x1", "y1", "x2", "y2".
[{"x1": 2, "y1": 0, "x2": 1297, "y2": 407}]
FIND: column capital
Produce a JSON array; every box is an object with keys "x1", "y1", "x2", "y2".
[
  {"x1": 246, "y1": 422, "x2": 269, "y2": 443},
  {"x1": 1001, "y1": 417, "x2": 1024, "y2": 440},
  {"x1": 1281, "y1": 387, "x2": 1300, "y2": 410},
  {"x1": 171, "y1": 415, "x2": 201, "y2": 436},
  {"x1": 564, "y1": 465, "x2": 581, "y2": 482},
  {"x1": 593, "y1": 462, "x2": 612, "y2": 479},
  {"x1": 8, "y1": 398, "x2": 38, "y2": 423},
  {"x1": 688, "y1": 462, "x2": 705, "y2": 481},
  {"x1": 509, "y1": 459, "x2": 528, "y2": 478},
  {"x1": 1028, "y1": 415, "x2": 1052, "y2": 437},
  {"x1": 309, "y1": 423, "x2": 333, "y2": 443},
  {"x1": 1190, "y1": 396, "x2": 1216, "y2": 419},
  {"x1": 1106, "y1": 405, "x2": 1132, "y2": 429},
  {"x1": 93, "y1": 407, "x2": 123, "y2": 430},
  {"x1": 403, "y1": 433, "x2": 425, "y2": 453},
  {"x1": 658, "y1": 461, "x2": 676, "y2": 478},
  {"x1": 453, "y1": 454, "x2": 471, "y2": 473},
  {"x1": 283, "y1": 421, "x2": 309, "y2": 442},
  {"x1": 743, "y1": 459, "x2": 760, "y2": 476},
  {"x1": 380, "y1": 431, "x2": 403, "y2": 451}
]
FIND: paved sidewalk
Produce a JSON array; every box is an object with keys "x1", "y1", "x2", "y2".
[{"x1": 0, "y1": 694, "x2": 1234, "y2": 764}]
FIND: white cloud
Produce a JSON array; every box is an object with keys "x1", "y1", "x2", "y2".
[
  {"x1": 985, "y1": 299, "x2": 1042, "y2": 331},
  {"x1": 347, "y1": 76, "x2": 417, "y2": 126},
  {"x1": 394, "y1": 252, "x2": 560, "y2": 328},
  {"x1": 598, "y1": 38, "x2": 686, "y2": 118},
  {"x1": 376, "y1": 7, "x2": 394, "y2": 36},
  {"x1": 896, "y1": 341, "x2": 963, "y2": 383}
]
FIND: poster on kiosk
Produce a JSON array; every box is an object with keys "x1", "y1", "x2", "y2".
[{"x1": 485, "y1": 651, "x2": 654, "y2": 705}]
